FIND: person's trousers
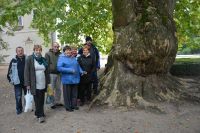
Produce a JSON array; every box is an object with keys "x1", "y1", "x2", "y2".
[
  {"x1": 50, "y1": 74, "x2": 61, "y2": 105},
  {"x1": 14, "y1": 84, "x2": 27, "y2": 114},
  {"x1": 34, "y1": 89, "x2": 45, "y2": 118},
  {"x1": 79, "y1": 83, "x2": 92, "y2": 103},
  {"x1": 63, "y1": 84, "x2": 78, "y2": 109},
  {"x1": 92, "y1": 71, "x2": 98, "y2": 94}
]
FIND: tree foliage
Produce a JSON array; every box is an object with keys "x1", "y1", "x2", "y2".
[
  {"x1": 0, "y1": 0, "x2": 112, "y2": 53},
  {"x1": 0, "y1": 0, "x2": 199, "y2": 54},
  {"x1": 174, "y1": 0, "x2": 200, "y2": 50},
  {"x1": 0, "y1": 0, "x2": 11, "y2": 63}
]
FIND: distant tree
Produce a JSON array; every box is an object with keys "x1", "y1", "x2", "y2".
[
  {"x1": 0, "y1": 0, "x2": 11, "y2": 63},
  {"x1": 175, "y1": 0, "x2": 200, "y2": 51},
  {"x1": 0, "y1": 35, "x2": 9, "y2": 63}
]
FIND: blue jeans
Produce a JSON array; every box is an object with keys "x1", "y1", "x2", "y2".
[{"x1": 14, "y1": 85, "x2": 27, "y2": 114}]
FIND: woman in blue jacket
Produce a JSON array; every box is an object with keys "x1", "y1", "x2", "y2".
[{"x1": 57, "y1": 46, "x2": 84, "y2": 112}]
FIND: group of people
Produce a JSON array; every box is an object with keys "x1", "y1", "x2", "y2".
[{"x1": 7, "y1": 36, "x2": 100, "y2": 123}]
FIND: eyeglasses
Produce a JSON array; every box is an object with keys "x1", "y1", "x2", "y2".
[{"x1": 54, "y1": 46, "x2": 60, "y2": 48}]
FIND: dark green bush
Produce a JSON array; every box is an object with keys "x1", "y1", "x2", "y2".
[{"x1": 170, "y1": 59, "x2": 200, "y2": 76}]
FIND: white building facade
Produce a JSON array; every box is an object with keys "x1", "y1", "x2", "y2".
[{"x1": 1, "y1": 14, "x2": 50, "y2": 64}]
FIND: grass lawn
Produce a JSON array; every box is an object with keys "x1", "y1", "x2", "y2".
[{"x1": 175, "y1": 58, "x2": 200, "y2": 64}]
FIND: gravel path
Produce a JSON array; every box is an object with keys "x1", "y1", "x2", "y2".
[{"x1": 0, "y1": 65, "x2": 200, "y2": 133}]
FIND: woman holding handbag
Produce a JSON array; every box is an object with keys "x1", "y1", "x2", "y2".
[{"x1": 24, "y1": 44, "x2": 50, "y2": 123}]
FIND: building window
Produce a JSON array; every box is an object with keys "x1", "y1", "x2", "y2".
[
  {"x1": 14, "y1": 16, "x2": 24, "y2": 31},
  {"x1": 18, "y1": 16, "x2": 23, "y2": 26}
]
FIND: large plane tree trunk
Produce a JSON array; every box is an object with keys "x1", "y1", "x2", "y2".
[{"x1": 91, "y1": 0, "x2": 197, "y2": 109}]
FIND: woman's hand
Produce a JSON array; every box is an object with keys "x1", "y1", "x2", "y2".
[{"x1": 81, "y1": 71, "x2": 87, "y2": 76}]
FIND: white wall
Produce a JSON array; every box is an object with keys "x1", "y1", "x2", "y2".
[{"x1": 1, "y1": 14, "x2": 49, "y2": 63}]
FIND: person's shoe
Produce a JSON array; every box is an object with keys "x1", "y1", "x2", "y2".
[
  {"x1": 80, "y1": 102, "x2": 84, "y2": 106},
  {"x1": 93, "y1": 89, "x2": 99, "y2": 95},
  {"x1": 50, "y1": 105, "x2": 56, "y2": 109},
  {"x1": 55, "y1": 103, "x2": 63, "y2": 106},
  {"x1": 77, "y1": 99, "x2": 81, "y2": 106},
  {"x1": 65, "y1": 108, "x2": 74, "y2": 112},
  {"x1": 38, "y1": 117, "x2": 45, "y2": 123},
  {"x1": 34, "y1": 115, "x2": 39, "y2": 118},
  {"x1": 72, "y1": 106, "x2": 79, "y2": 110},
  {"x1": 16, "y1": 110, "x2": 22, "y2": 115}
]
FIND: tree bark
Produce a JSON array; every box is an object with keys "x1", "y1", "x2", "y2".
[
  {"x1": 111, "y1": 0, "x2": 177, "y2": 75},
  {"x1": 90, "y1": 0, "x2": 195, "y2": 108}
]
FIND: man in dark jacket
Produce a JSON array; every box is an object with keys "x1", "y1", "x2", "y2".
[
  {"x1": 7, "y1": 46, "x2": 27, "y2": 115},
  {"x1": 78, "y1": 36, "x2": 100, "y2": 95},
  {"x1": 45, "y1": 42, "x2": 62, "y2": 109}
]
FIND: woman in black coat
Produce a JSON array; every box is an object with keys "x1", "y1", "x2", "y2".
[{"x1": 77, "y1": 46, "x2": 95, "y2": 105}]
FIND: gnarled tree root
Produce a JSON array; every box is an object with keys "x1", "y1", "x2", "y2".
[{"x1": 88, "y1": 64, "x2": 200, "y2": 112}]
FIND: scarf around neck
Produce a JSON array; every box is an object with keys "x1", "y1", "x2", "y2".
[{"x1": 32, "y1": 53, "x2": 48, "y2": 68}]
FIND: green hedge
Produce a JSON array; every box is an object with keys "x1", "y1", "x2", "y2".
[
  {"x1": 170, "y1": 58, "x2": 200, "y2": 76},
  {"x1": 170, "y1": 63, "x2": 200, "y2": 76}
]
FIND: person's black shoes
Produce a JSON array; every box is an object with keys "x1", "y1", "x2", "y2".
[
  {"x1": 80, "y1": 102, "x2": 84, "y2": 106},
  {"x1": 51, "y1": 103, "x2": 63, "y2": 109},
  {"x1": 16, "y1": 111, "x2": 22, "y2": 115},
  {"x1": 65, "y1": 108, "x2": 74, "y2": 112},
  {"x1": 72, "y1": 106, "x2": 79, "y2": 110},
  {"x1": 50, "y1": 105, "x2": 56, "y2": 109},
  {"x1": 55, "y1": 103, "x2": 63, "y2": 106},
  {"x1": 93, "y1": 89, "x2": 99, "y2": 95}
]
